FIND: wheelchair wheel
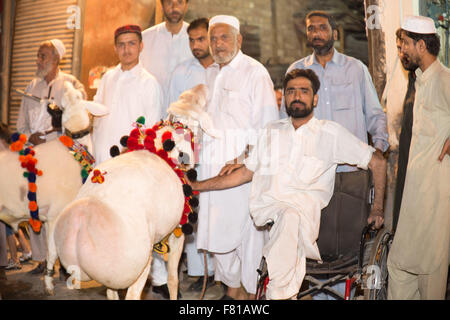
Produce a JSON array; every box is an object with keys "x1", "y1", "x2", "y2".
[{"x1": 363, "y1": 227, "x2": 393, "y2": 300}]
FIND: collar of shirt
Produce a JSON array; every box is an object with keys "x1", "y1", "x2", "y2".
[
  {"x1": 281, "y1": 116, "x2": 319, "y2": 134},
  {"x1": 116, "y1": 62, "x2": 143, "y2": 79},
  {"x1": 304, "y1": 49, "x2": 346, "y2": 68},
  {"x1": 415, "y1": 58, "x2": 440, "y2": 85},
  {"x1": 161, "y1": 21, "x2": 188, "y2": 38}
]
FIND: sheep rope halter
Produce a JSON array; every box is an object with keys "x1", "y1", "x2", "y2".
[{"x1": 110, "y1": 117, "x2": 199, "y2": 260}]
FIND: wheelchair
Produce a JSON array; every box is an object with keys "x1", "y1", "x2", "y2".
[{"x1": 256, "y1": 172, "x2": 394, "y2": 300}]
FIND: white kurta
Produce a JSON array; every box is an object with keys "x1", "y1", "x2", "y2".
[
  {"x1": 388, "y1": 60, "x2": 450, "y2": 275},
  {"x1": 140, "y1": 22, "x2": 193, "y2": 112},
  {"x1": 167, "y1": 57, "x2": 219, "y2": 106},
  {"x1": 92, "y1": 63, "x2": 163, "y2": 165},
  {"x1": 244, "y1": 117, "x2": 374, "y2": 299},
  {"x1": 197, "y1": 50, "x2": 279, "y2": 253},
  {"x1": 17, "y1": 70, "x2": 86, "y2": 140}
]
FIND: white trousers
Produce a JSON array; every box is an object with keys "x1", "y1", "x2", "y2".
[
  {"x1": 185, "y1": 231, "x2": 214, "y2": 277},
  {"x1": 213, "y1": 220, "x2": 265, "y2": 295}
]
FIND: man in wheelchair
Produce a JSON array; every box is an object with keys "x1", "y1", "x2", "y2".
[{"x1": 188, "y1": 68, "x2": 387, "y2": 300}]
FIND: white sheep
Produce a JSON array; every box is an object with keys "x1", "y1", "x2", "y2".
[
  {"x1": 48, "y1": 84, "x2": 218, "y2": 299},
  {"x1": 0, "y1": 82, "x2": 107, "y2": 293}
]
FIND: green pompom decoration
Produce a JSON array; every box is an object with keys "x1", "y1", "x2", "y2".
[
  {"x1": 23, "y1": 172, "x2": 29, "y2": 178},
  {"x1": 136, "y1": 116, "x2": 145, "y2": 125},
  {"x1": 81, "y1": 168, "x2": 89, "y2": 179},
  {"x1": 19, "y1": 150, "x2": 25, "y2": 155}
]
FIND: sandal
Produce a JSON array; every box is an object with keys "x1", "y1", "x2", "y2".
[
  {"x1": 19, "y1": 252, "x2": 32, "y2": 263},
  {"x1": 5, "y1": 260, "x2": 22, "y2": 270}
]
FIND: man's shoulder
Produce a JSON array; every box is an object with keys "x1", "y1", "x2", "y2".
[
  {"x1": 139, "y1": 67, "x2": 161, "y2": 87},
  {"x1": 142, "y1": 22, "x2": 164, "y2": 37},
  {"x1": 287, "y1": 55, "x2": 311, "y2": 71},
  {"x1": 239, "y1": 53, "x2": 271, "y2": 77}
]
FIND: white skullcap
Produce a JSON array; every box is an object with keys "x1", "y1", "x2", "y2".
[
  {"x1": 209, "y1": 15, "x2": 240, "y2": 32},
  {"x1": 50, "y1": 39, "x2": 66, "y2": 59},
  {"x1": 402, "y1": 16, "x2": 437, "y2": 34}
]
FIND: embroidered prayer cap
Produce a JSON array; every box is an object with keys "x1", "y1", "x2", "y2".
[
  {"x1": 402, "y1": 15, "x2": 437, "y2": 34},
  {"x1": 209, "y1": 15, "x2": 240, "y2": 32},
  {"x1": 114, "y1": 24, "x2": 143, "y2": 40},
  {"x1": 50, "y1": 39, "x2": 66, "y2": 59}
]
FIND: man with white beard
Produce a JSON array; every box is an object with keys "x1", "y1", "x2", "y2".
[
  {"x1": 16, "y1": 39, "x2": 86, "y2": 275},
  {"x1": 196, "y1": 15, "x2": 279, "y2": 300},
  {"x1": 17, "y1": 39, "x2": 86, "y2": 146}
]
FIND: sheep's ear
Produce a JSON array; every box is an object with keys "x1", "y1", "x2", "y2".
[{"x1": 85, "y1": 101, "x2": 108, "y2": 116}]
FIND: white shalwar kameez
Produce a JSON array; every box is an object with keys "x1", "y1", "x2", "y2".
[
  {"x1": 140, "y1": 22, "x2": 193, "y2": 113},
  {"x1": 244, "y1": 117, "x2": 374, "y2": 299},
  {"x1": 197, "y1": 51, "x2": 279, "y2": 293},
  {"x1": 168, "y1": 57, "x2": 219, "y2": 277},
  {"x1": 92, "y1": 63, "x2": 163, "y2": 165}
]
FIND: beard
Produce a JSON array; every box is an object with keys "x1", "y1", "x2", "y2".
[
  {"x1": 212, "y1": 46, "x2": 238, "y2": 65},
  {"x1": 286, "y1": 100, "x2": 314, "y2": 118},
  {"x1": 192, "y1": 49, "x2": 210, "y2": 60},
  {"x1": 307, "y1": 37, "x2": 335, "y2": 56},
  {"x1": 36, "y1": 62, "x2": 53, "y2": 79},
  {"x1": 165, "y1": 11, "x2": 183, "y2": 24},
  {"x1": 400, "y1": 55, "x2": 419, "y2": 71}
]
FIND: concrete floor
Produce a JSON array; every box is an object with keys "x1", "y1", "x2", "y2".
[
  {"x1": 1, "y1": 255, "x2": 449, "y2": 300},
  {"x1": 0, "y1": 257, "x2": 225, "y2": 300}
]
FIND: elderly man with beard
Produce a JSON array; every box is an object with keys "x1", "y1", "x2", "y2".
[
  {"x1": 15, "y1": 39, "x2": 86, "y2": 275},
  {"x1": 387, "y1": 16, "x2": 450, "y2": 300},
  {"x1": 140, "y1": 0, "x2": 193, "y2": 113},
  {"x1": 167, "y1": 18, "x2": 219, "y2": 292},
  {"x1": 194, "y1": 15, "x2": 279, "y2": 300},
  {"x1": 17, "y1": 39, "x2": 86, "y2": 146},
  {"x1": 189, "y1": 68, "x2": 386, "y2": 299},
  {"x1": 391, "y1": 29, "x2": 418, "y2": 232},
  {"x1": 282, "y1": 11, "x2": 389, "y2": 299}
]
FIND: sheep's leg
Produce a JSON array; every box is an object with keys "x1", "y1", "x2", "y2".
[
  {"x1": 44, "y1": 221, "x2": 58, "y2": 295},
  {"x1": 107, "y1": 288, "x2": 119, "y2": 300},
  {"x1": 125, "y1": 253, "x2": 153, "y2": 300},
  {"x1": 167, "y1": 233, "x2": 185, "y2": 300}
]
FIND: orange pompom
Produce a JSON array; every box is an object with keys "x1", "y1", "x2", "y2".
[
  {"x1": 173, "y1": 227, "x2": 183, "y2": 238},
  {"x1": 37, "y1": 170, "x2": 43, "y2": 176},
  {"x1": 19, "y1": 134, "x2": 27, "y2": 143},
  {"x1": 59, "y1": 135, "x2": 74, "y2": 148},
  {"x1": 29, "y1": 201, "x2": 38, "y2": 211},
  {"x1": 19, "y1": 155, "x2": 26, "y2": 163},
  {"x1": 29, "y1": 183, "x2": 37, "y2": 193},
  {"x1": 29, "y1": 218, "x2": 42, "y2": 233}
]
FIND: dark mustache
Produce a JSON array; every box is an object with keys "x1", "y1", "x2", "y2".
[{"x1": 290, "y1": 100, "x2": 306, "y2": 107}]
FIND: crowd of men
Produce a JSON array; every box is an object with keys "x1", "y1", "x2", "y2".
[{"x1": 0, "y1": 0, "x2": 448, "y2": 301}]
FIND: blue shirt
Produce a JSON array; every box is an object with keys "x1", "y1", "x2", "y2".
[{"x1": 281, "y1": 50, "x2": 389, "y2": 172}]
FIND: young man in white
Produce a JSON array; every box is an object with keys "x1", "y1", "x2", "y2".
[
  {"x1": 92, "y1": 25, "x2": 163, "y2": 165},
  {"x1": 190, "y1": 68, "x2": 386, "y2": 300},
  {"x1": 167, "y1": 17, "x2": 219, "y2": 292}
]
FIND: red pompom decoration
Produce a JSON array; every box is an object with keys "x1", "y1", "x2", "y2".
[
  {"x1": 145, "y1": 129, "x2": 157, "y2": 139},
  {"x1": 127, "y1": 137, "x2": 139, "y2": 150},
  {"x1": 130, "y1": 128, "x2": 141, "y2": 139},
  {"x1": 161, "y1": 131, "x2": 172, "y2": 142}
]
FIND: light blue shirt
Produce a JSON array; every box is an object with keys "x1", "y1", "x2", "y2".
[{"x1": 281, "y1": 49, "x2": 389, "y2": 172}]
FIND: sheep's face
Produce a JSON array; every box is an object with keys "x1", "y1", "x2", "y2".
[{"x1": 61, "y1": 82, "x2": 90, "y2": 133}]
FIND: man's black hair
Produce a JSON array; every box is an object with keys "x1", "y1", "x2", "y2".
[
  {"x1": 402, "y1": 30, "x2": 441, "y2": 57},
  {"x1": 283, "y1": 69, "x2": 321, "y2": 95},
  {"x1": 306, "y1": 11, "x2": 338, "y2": 31},
  {"x1": 187, "y1": 18, "x2": 209, "y2": 33}
]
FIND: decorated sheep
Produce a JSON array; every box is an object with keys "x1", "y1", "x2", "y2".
[
  {"x1": 0, "y1": 82, "x2": 107, "y2": 284},
  {"x1": 49, "y1": 84, "x2": 219, "y2": 300}
]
